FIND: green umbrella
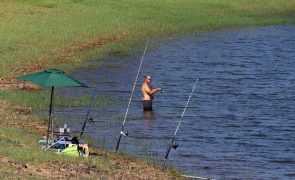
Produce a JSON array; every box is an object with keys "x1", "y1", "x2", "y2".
[{"x1": 18, "y1": 68, "x2": 88, "y2": 147}]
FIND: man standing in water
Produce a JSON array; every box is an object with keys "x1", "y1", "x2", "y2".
[{"x1": 141, "y1": 74, "x2": 162, "y2": 111}]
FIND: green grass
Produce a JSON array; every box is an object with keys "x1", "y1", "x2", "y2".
[
  {"x1": 0, "y1": 124, "x2": 114, "y2": 177},
  {"x1": 0, "y1": 89, "x2": 115, "y2": 112},
  {"x1": 0, "y1": 123, "x2": 180, "y2": 177},
  {"x1": 1, "y1": 0, "x2": 295, "y2": 77},
  {"x1": 0, "y1": 124, "x2": 59, "y2": 162},
  {"x1": 1, "y1": 0, "x2": 295, "y2": 178}
]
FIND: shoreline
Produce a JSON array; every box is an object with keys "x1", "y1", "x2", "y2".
[{"x1": 1, "y1": 1, "x2": 295, "y2": 178}]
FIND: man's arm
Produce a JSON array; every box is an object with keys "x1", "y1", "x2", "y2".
[{"x1": 143, "y1": 85, "x2": 161, "y2": 95}]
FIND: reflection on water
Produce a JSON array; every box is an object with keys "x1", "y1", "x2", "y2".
[
  {"x1": 143, "y1": 110, "x2": 154, "y2": 120},
  {"x1": 143, "y1": 110, "x2": 154, "y2": 127},
  {"x1": 55, "y1": 25, "x2": 295, "y2": 179}
]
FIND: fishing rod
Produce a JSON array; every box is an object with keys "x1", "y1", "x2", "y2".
[
  {"x1": 79, "y1": 54, "x2": 106, "y2": 140},
  {"x1": 163, "y1": 78, "x2": 199, "y2": 167},
  {"x1": 115, "y1": 40, "x2": 149, "y2": 152}
]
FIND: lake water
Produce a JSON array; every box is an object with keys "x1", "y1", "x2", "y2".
[{"x1": 55, "y1": 25, "x2": 295, "y2": 179}]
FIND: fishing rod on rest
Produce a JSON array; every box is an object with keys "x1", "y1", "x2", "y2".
[
  {"x1": 115, "y1": 39, "x2": 149, "y2": 152},
  {"x1": 163, "y1": 78, "x2": 199, "y2": 167},
  {"x1": 79, "y1": 55, "x2": 106, "y2": 140}
]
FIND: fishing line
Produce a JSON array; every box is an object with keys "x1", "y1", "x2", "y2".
[
  {"x1": 115, "y1": 39, "x2": 149, "y2": 152},
  {"x1": 79, "y1": 50, "x2": 109, "y2": 140},
  {"x1": 163, "y1": 78, "x2": 199, "y2": 167}
]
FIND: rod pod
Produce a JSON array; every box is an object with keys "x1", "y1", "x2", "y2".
[
  {"x1": 115, "y1": 40, "x2": 149, "y2": 152},
  {"x1": 163, "y1": 78, "x2": 198, "y2": 167}
]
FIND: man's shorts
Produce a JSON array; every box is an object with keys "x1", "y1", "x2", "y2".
[{"x1": 142, "y1": 100, "x2": 153, "y2": 111}]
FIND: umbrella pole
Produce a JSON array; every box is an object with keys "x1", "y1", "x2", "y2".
[{"x1": 46, "y1": 86, "x2": 54, "y2": 148}]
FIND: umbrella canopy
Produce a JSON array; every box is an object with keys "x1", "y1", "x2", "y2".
[
  {"x1": 18, "y1": 68, "x2": 88, "y2": 147},
  {"x1": 18, "y1": 68, "x2": 88, "y2": 88}
]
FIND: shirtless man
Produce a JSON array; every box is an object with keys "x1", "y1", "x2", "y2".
[{"x1": 141, "y1": 74, "x2": 162, "y2": 111}]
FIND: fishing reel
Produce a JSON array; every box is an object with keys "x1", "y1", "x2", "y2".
[
  {"x1": 120, "y1": 130, "x2": 128, "y2": 136},
  {"x1": 171, "y1": 142, "x2": 178, "y2": 149},
  {"x1": 88, "y1": 117, "x2": 95, "y2": 123}
]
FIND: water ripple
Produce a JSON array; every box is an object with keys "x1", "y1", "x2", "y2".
[{"x1": 56, "y1": 25, "x2": 295, "y2": 180}]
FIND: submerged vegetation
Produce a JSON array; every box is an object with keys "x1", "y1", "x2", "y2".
[{"x1": 0, "y1": 0, "x2": 295, "y2": 178}]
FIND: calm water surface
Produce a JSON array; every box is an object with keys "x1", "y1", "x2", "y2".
[{"x1": 56, "y1": 25, "x2": 295, "y2": 179}]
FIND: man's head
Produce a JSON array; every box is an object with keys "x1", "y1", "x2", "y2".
[{"x1": 144, "y1": 75, "x2": 152, "y2": 84}]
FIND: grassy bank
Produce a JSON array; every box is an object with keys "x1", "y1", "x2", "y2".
[
  {"x1": 1, "y1": 0, "x2": 295, "y2": 178},
  {"x1": 1, "y1": 0, "x2": 295, "y2": 77}
]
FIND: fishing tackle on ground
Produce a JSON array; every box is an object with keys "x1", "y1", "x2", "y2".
[
  {"x1": 163, "y1": 78, "x2": 198, "y2": 167},
  {"x1": 115, "y1": 40, "x2": 149, "y2": 152}
]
